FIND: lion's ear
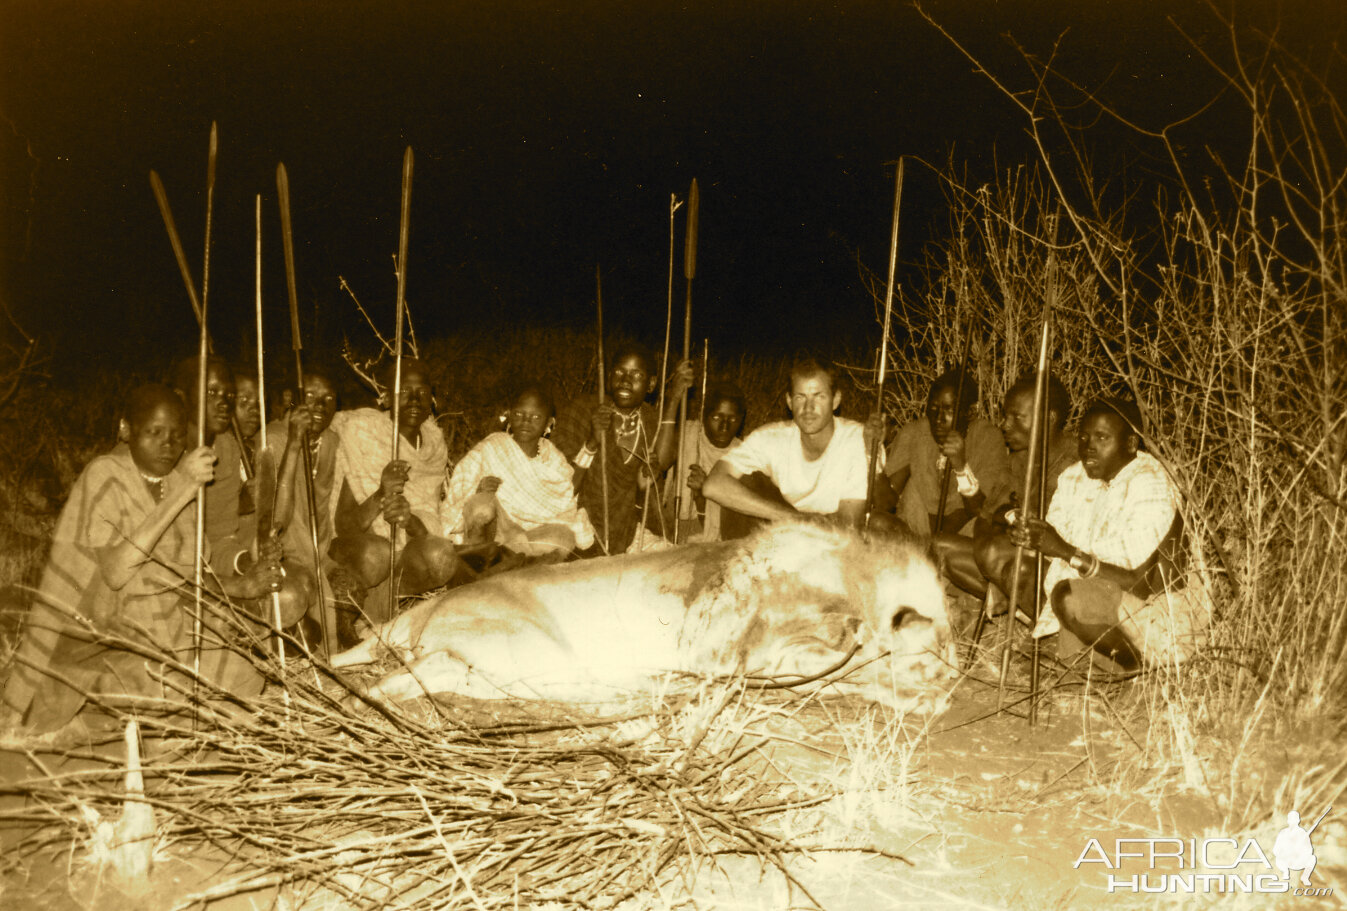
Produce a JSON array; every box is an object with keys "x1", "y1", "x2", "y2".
[{"x1": 822, "y1": 613, "x2": 862, "y2": 650}]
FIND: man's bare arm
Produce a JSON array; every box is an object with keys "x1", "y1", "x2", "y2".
[{"x1": 702, "y1": 461, "x2": 797, "y2": 522}]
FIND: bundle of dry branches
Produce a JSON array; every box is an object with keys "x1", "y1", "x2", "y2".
[{"x1": 0, "y1": 624, "x2": 887, "y2": 910}]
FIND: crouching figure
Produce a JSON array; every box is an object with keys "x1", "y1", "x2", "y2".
[{"x1": 332, "y1": 521, "x2": 958, "y2": 713}]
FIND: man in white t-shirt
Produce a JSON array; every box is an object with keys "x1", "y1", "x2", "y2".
[{"x1": 703, "y1": 358, "x2": 872, "y2": 529}]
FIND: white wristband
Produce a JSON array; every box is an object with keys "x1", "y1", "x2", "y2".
[
  {"x1": 955, "y1": 465, "x2": 979, "y2": 497},
  {"x1": 574, "y1": 446, "x2": 596, "y2": 470}
]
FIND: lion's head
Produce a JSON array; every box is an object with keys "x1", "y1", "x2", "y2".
[{"x1": 677, "y1": 521, "x2": 958, "y2": 713}]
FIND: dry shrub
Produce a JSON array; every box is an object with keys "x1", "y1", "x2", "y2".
[{"x1": 904, "y1": 5, "x2": 1347, "y2": 820}]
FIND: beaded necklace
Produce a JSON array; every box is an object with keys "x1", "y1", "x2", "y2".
[
  {"x1": 139, "y1": 472, "x2": 165, "y2": 502},
  {"x1": 613, "y1": 409, "x2": 644, "y2": 466}
]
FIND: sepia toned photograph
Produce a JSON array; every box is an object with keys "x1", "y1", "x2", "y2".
[{"x1": 0, "y1": 1, "x2": 1344, "y2": 907}]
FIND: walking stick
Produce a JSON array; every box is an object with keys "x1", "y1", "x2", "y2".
[
  {"x1": 997, "y1": 318, "x2": 1051, "y2": 711},
  {"x1": 657, "y1": 194, "x2": 681, "y2": 422},
  {"x1": 147, "y1": 157, "x2": 253, "y2": 478},
  {"x1": 189, "y1": 123, "x2": 217, "y2": 716},
  {"x1": 865, "y1": 158, "x2": 903, "y2": 529},
  {"x1": 594, "y1": 264, "x2": 611, "y2": 555},
  {"x1": 672, "y1": 178, "x2": 698, "y2": 544},
  {"x1": 253, "y1": 196, "x2": 289, "y2": 690},
  {"x1": 647, "y1": 194, "x2": 682, "y2": 551},
  {"x1": 277, "y1": 163, "x2": 336, "y2": 656},
  {"x1": 934, "y1": 317, "x2": 975, "y2": 534},
  {"x1": 1026, "y1": 210, "x2": 1061, "y2": 725},
  {"x1": 387, "y1": 146, "x2": 413, "y2": 620}
]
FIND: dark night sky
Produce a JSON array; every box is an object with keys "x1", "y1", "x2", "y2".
[{"x1": 1, "y1": 0, "x2": 1342, "y2": 373}]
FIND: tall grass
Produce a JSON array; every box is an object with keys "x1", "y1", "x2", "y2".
[{"x1": 898, "y1": 6, "x2": 1347, "y2": 821}]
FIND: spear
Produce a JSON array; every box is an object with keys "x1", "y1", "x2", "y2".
[
  {"x1": 671, "y1": 178, "x2": 698, "y2": 544},
  {"x1": 387, "y1": 147, "x2": 413, "y2": 619},
  {"x1": 595, "y1": 263, "x2": 610, "y2": 555},
  {"x1": 277, "y1": 163, "x2": 334, "y2": 655},
  {"x1": 865, "y1": 158, "x2": 903, "y2": 529}
]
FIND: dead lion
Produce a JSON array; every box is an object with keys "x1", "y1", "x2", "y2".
[{"x1": 331, "y1": 521, "x2": 958, "y2": 712}]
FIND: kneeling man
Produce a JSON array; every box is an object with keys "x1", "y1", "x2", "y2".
[
  {"x1": 1009, "y1": 398, "x2": 1209, "y2": 670},
  {"x1": 703, "y1": 357, "x2": 871, "y2": 530},
  {"x1": 329, "y1": 359, "x2": 460, "y2": 623}
]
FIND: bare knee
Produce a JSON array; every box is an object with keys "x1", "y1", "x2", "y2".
[
  {"x1": 264, "y1": 571, "x2": 312, "y2": 628},
  {"x1": 399, "y1": 535, "x2": 460, "y2": 593},
  {"x1": 329, "y1": 534, "x2": 391, "y2": 588},
  {"x1": 974, "y1": 532, "x2": 1011, "y2": 581}
]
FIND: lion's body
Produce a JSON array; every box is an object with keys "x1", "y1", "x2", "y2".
[{"x1": 332, "y1": 522, "x2": 957, "y2": 712}]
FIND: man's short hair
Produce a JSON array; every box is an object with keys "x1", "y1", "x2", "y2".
[
  {"x1": 1006, "y1": 372, "x2": 1071, "y2": 431},
  {"x1": 376, "y1": 356, "x2": 430, "y2": 390},
  {"x1": 124, "y1": 383, "x2": 186, "y2": 429},
  {"x1": 171, "y1": 354, "x2": 232, "y2": 395},
  {"x1": 929, "y1": 364, "x2": 979, "y2": 413},
  {"x1": 704, "y1": 382, "x2": 746, "y2": 416},
  {"x1": 232, "y1": 365, "x2": 259, "y2": 387},
  {"x1": 788, "y1": 356, "x2": 836, "y2": 393},
  {"x1": 609, "y1": 341, "x2": 658, "y2": 377},
  {"x1": 1084, "y1": 396, "x2": 1145, "y2": 444}
]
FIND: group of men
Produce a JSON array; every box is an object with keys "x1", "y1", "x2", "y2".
[{"x1": 0, "y1": 339, "x2": 1207, "y2": 735}]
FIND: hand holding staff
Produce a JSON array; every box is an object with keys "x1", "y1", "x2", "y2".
[{"x1": 865, "y1": 158, "x2": 903, "y2": 529}]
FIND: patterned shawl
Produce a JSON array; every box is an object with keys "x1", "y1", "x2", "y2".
[
  {"x1": 444, "y1": 432, "x2": 595, "y2": 549},
  {"x1": 331, "y1": 407, "x2": 448, "y2": 539}
]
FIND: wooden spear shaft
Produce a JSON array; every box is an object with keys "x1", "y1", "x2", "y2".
[
  {"x1": 255, "y1": 195, "x2": 288, "y2": 681},
  {"x1": 998, "y1": 317, "x2": 1051, "y2": 710},
  {"x1": 277, "y1": 163, "x2": 334, "y2": 656},
  {"x1": 190, "y1": 123, "x2": 217, "y2": 708},
  {"x1": 672, "y1": 178, "x2": 698, "y2": 544},
  {"x1": 1025, "y1": 209, "x2": 1061, "y2": 725},
  {"x1": 147, "y1": 168, "x2": 253, "y2": 480},
  {"x1": 657, "y1": 194, "x2": 679, "y2": 422},
  {"x1": 595, "y1": 264, "x2": 610, "y2": 555},
  {"x1": 387, "y1": 147, "x2": 413, "y2": 619},
  {"x1": 866, "y1": 158, "x2": 903, "y2": 528}
]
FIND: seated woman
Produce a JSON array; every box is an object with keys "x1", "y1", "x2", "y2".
[
  {"x1": 0, "y1": 384, "x2": 283, "y2": 735},
  {"x1": 444, "y1": 383, "x2": 594, "y2": 563}
]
